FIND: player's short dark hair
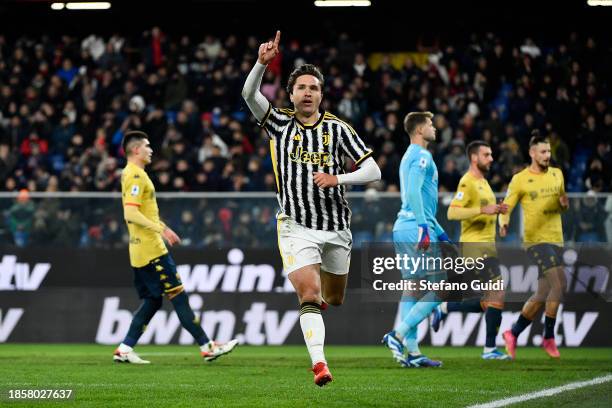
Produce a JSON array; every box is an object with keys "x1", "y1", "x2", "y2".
[
  {"x1": 403, "y1": 111, "x2": 434, "y2": 136},
  {"x1": 286, "y1": 64, "x2": 324, "y2": 94},
  {"x1": 122, "y1": 130, "x2": 148, "y2": 156},
  {"x1": 529, "y1": 129, "x2": 549, "y2": 147},
  {"x1": 466, "y1": 140, "x2": 491, "y2": 159}
]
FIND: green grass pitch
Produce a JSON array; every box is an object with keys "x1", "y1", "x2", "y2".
[{"x1": 0, "y1": 344, "x2": 610, "y2": 407}]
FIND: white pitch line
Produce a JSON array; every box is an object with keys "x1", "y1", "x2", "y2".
[{"x1": 466, "y1": 374, "x2": 612, "y2": 408}]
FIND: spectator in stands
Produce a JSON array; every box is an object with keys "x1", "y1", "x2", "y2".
[
  {"x1": 5, "y1": 189, "x2": 35, "y2": 247},
  {"x1": 0, "y1": 30, "x2": 610, "y2": 195},
  {"x1": 576, "y1": 192, "x2": 607, "y2": 242},
  {"x1": 0, "y1": 29, "x2": 611, "y2": 248}
]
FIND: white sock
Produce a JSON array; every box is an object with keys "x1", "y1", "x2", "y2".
[
  {"x1": 484, "y1": 346, "x2": 496, "y2": 353},
  {"x1": 118, "y1": 343, "x2": 133, "y2": 353},
  {"x1": 440, "y1": 302, "x2": 448, "y2": 314},
  {"x1": 299, "y1": 308, "x2": 326, "y2": 366}
]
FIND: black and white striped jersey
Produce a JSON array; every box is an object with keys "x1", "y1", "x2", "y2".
[{"x1": 260, "y1": 104, "x2": 372, "y2": 231}]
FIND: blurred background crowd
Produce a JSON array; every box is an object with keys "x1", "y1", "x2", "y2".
[
  {"x1": 1, "y1": 9, "x2": 611, "y2": 248},
  {"x1": 1, "y1": 29, "x2": 610, "y2": 195}
]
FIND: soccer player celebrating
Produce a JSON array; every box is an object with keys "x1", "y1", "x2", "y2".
[
  {"x1": 430, "y1": 141, "x2": 511, "y2": 360},
  {"x1": 500, "y1": 130, "x2": 569, "y2": 359},
  {"x1": 114, "y1": 131, "x2": 238, "y2": 364},
  {"x1": 242, "y1": 31, "x2": 381, "y2": 386},
  {"x1": 382, "y1": 112, "x2": 448, "y2": 368}
]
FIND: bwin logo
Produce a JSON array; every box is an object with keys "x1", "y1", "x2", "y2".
[
  {"x1": 0, "y1": 255, "x2": 51, "y2": 291},
  {"x1": 177, "y1": 249, "x2": 290, "y2": 293}
]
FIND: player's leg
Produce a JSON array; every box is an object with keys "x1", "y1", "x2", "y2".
[
  {"x1": 433, "y1": 298, "x2": 483, "y2": 332},
  {"x1": 478, "y1": 257, "x2": 510, "y2": 359},
  {"x1": 394, "y1": 234, "x2": 426, "y2": 356},
  {"x1": 503, "y1": 244, "x2": 554, "y2": 359},
  {"x1": 320, "y1": 271, "x2": 347, "y2": 306},
  {"x1": 157, "y1": 254, "x2": 237, "y2": 361},
  {"x1": 541, "y1": 264, "x2": 566, "y2": 358},
  {"x1": 389, "y1": 234, "x2": 443, "y2": 367},
  {"x1": 319, "y1": 227, "x2": 352, "y2": 306},
  {"x1": 503, "y1": 276, "x2": 548, "y2": 359},
  {"x1": 279, "y1": 216, "x2": 331, "y2": 386},
  {"x1": 382, "y1": 230, "x2": 418, "y2": 365},
  {"x1": 502, "y1": 279, "x2": 547, "y2": 358},
  {"x1": 121, "y1": 296, "x2": 163, "y2": 347},
  {"x1": 434, "y1": 243, "x2": 484, "y2": 331},
  {"x1": 399, "y1": 288, "x2": 421, "y2": 355},
  {"x1": 432, "y1": 256, "x2": 482, "y2": 332},
  {"x1": 395, "y1": 286, "x2": 444, "y2": 367},
  {"x1": 396, "y1": 261, "x2": 445, "y2": 343},
  {"x1": 114, "y1": 266, "x2": 162, "y2": 364},
  {"x1": 288, "y1": 264, "x2": 332, "y2": 386},
  {"x1": 481, "y1": 289, "x2": 510, "y2": 360}
]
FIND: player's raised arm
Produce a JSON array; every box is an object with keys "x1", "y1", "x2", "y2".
[{"x1": 241, "y1": 30, "x2": 281, "y2": 122}]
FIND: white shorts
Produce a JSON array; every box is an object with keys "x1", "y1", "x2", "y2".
[{"x1": 277, "y1": 215, "x2": 352, "y2": 275}]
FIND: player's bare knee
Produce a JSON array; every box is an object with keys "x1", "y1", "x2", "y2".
[
  {"x1": 299, "y1": 292, "x2": 322, "y2": 305},
  {"x1": 554, "y1": 272, "x2": 567, "y2": 292},
  {"x1": 533, "y1": 285, "x2": 550, "y2": 299},
  {"x1": 484, "y1": 300, "x2": 504, "y2": 310},
  {"x1": 485, "y1": 291, "x2": 505, "y2": 308},
  {"x1": 548, "y1": 287, "x2": 564, "y2": 302},
  {"x1": 297, "y1": 282, "x2": 322, "y2": 304}
]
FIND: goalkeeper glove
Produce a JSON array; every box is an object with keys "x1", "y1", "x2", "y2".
[
  {"x1": 437, "y1": 232, "x2": 451, "y2": 243},
  {"x1": 417, "y1": 224, "x2": 431, "y2": 251}
]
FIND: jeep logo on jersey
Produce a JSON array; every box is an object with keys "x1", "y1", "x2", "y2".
[
  {"x1": 289, "y1": 146, "x2": 333, "y2": 167},
  {"x1": 0, "y1": 255, "x2": 51, "y2": 291}
]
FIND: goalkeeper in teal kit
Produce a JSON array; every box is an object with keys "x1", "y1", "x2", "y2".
[{"x1": 382, "y1": 111, "x2": 448, "y2": 368}]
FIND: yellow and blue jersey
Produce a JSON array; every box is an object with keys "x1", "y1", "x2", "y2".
[
  {"x1": 121, "y1": 162, "x2": 167, "y2": 267},
  {"x1": 500, "y1": 166, "x2": 565, "y2": 246}
]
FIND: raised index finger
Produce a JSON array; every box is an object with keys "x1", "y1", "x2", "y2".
[{"x1": 273, "y1": 30, "x2": 281, "y2": 47}]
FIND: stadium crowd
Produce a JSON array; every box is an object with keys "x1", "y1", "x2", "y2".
[{"x1": 1, "y1": 29, "x2": 611, "y2": 247}]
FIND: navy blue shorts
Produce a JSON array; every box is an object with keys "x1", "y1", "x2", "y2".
[
  {"x1": 470, "y1": 256, "x2": 502, "y2": 282},
  {"x1": 133, "y1": 253, "x2": 183, "y2": 299},
  {"x1": 526, "y1": 244, "x2": 563, "y2": 277}
]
